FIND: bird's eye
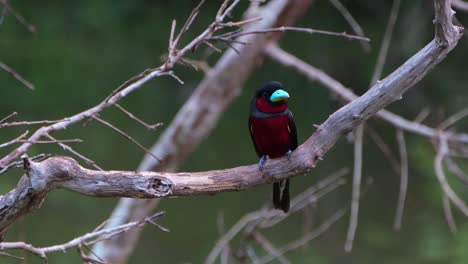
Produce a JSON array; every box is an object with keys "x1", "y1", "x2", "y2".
[{"x1": 262, "y1": 92, "x2": 268, "y2": 98}]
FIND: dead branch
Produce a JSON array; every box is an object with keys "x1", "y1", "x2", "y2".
[
  {"x1": 434, "y1": 134, "x2": 468, "y2": 217},
  {"x1": 207, "y1": 26, "x2": 371, "y2": 43},
  {"x1": 0, "y1": 0, "x2": 258, "y2": 169},
  {"x1": 92, "y1": 116, "x2": 160, "y2": 162},
  {"x1": 0, "y1": 61, "x2": 34, "y2": 90},
  {"x1": 205, "y1": 169, "x2": 348, "y2": 264},
  {"x1": 92, "y1": 0, "x2": 313, "y2": 262},
  {"x1": 0, "y1": 0, "x2": 462, "y2": 246},
  {"x1": 0, "y1": 211, "x2": 166, "y2": 262},
  {"x1": 344, "y1": 124, "x2": 364, "y2": 252},
  {"x1": 394, "y1": 129, "x2": 408, "y2": 230},
  {"x1": 369, "y1": 0, "x2": 400, "y2": 86},
  {"x1": 257, "y1": 208, "x2": 348, "y2": 264},
  {"x1": 45, "y1": 134, "x2": 102, "y2": 171},
  {"x1": 0, "y1": 130, "x2": 29, "y2": 149},
  {"x1": 0, "y1": 112, "x2": 17, "y2": 124},
  {"x1": 328, "y1": 0, "x2": 370, "y2": 51},
  {"x1": 452, "y1": 0, "x2": 468, "y2": 12},
  {"x1": 265, "y1": 45, "x2": 468, "y2": 144},
  {"x1": 0, "y1": 0, "x2": 36, "y2": 33},
  {"x1": 114, "y1": 104, "x2": 163, "y2": 130}
]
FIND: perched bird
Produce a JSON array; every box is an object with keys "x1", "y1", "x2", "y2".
[{"x1": 248, "y1": 81, "x2": 298, "y2": 213}]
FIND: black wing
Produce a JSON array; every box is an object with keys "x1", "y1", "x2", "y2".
[
  {"x1": 248, "y1": 116, "x2": 263, "y2": 158},
  {"x1": 288, "y1": 111, "x2": 298, "y2": 151}
]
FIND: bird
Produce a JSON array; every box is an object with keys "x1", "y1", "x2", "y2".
[{"x1": 248, "y1": 81, "x2": 298, "y2": 213}]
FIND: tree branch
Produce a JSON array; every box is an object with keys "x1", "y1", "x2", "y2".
[
  {"x1": 0, "y1": 0, "x2": 463, "y2": 259},
  {"x1": 92, "y1": 0, "x2": 313, "y2": 262},
  {"x1": 0, "y1": 211, "x2": 166, "y2": 262}
]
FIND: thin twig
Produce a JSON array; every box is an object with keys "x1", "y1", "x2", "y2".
[
  {"x1": 444, "y1": 156, "x2": 468, "y2": 185},
  {"x1": 45, "y1": 134, "x2": 103, "y2": 170},
  {"x1": 365, "y1": 124, "x2": 400, "y2": 175},
  {"x1": 17, "y1": 139, "x2": 82, "y2": 144},
  {"x1": 452, "y1": 0, "x2": 468, "y2": 12},
  {"x1": 434, "y1": 134, "x2": 468, "y2": 217},
  {"x1": 0, "y1": 130, "x2": 29, "y2": 149},
  {"x1": 252, "y1": 231, "x2": 291, "y2": 264},
  {"x1": 92, "y1": 116, "x2": 161, "y2": 162},
  {"x1": 0, "y1": 112, "x2": 17, "y2": 124},
  {"x1": 0, "y1": 119, "x2": 65, "y2": 129},
  {"x1": 439, "y1": 107, "x2": 468, "y2": 130},
  {"x1": 442, "y1": 193, "x2": 457, "y2": 233},
  {"x1": 0, "y1": 0, "x2": 245, "y2": 167},
  {"x1": 115, "y1": 104, "x2": 163, "y2": 130},
  {"x1": 394, "y1": 129, "x2": 408, "y2": 230},
  {"x1": 209, "y1": 26, "x2": 370, "y2": 43},
  {"x1": 328, "y1": 0, "x2": 370, "y2": 51},
  {"x1": 258, "y1": 208, "x2": 348, "y2": 264},
  {"x1": 0, "y1": 212, "x2": 166, "y2": 261},
  {"x1": 0, "y1": 62, "x2": 34, "y2": 90},
  {"x1": 0, "y1": 1, "x2": 7, "y2": 27},
  {"x1": 205, "y1": 169, "x2": 349, "y2": 264},
  {"x1": 413, "y1": 107, "x2": 431, "y2": 124},
  {"x1": 369, "y1": 0, "x2": 401, "y2": 86},
  {"x1": 0, "y1": 251, "x2": 24, "y2": 260},
  {"x1": 0, "y1": 1, "x2": 36, "y2": 33},
  {"x1": 264, "y1": 45, "x2": 468, "y2": 145},
  {"x1": 345, "y1": 124, "x2": 363, "y2": 252}
]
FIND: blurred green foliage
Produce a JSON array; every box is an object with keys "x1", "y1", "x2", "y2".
[{"x1": 1, "y1": 0, "x2": 468, "y2": 263}]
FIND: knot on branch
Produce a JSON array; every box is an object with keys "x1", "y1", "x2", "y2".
[
  {"x1": 25, "y1": 156, "x2": 80, "y2": 192},
  {"x1": 147, "y1": 178, "x2": 173, "y2": 196},
  {"x1": 433, "y1": 0, "x2": 462, "y2": 47}
]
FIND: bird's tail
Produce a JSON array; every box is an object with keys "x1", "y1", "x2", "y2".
[{"x1": 273, "y1": 179, "x2": 290, "y2": 213}]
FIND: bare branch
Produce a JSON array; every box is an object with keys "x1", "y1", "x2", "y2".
[
  {"x1": 0, "y1": 212, "x2": 166, "y2": 261},
  {"x1": 444, "y1": 156, "x2": 468, "y2": 185},
  {"x1": 328, "y1": 0, "x2": 370, "y2": 51},
  {"x1": 0, "y1": 61, "x2": 34, "y2": 90},
  {"x1": 394, "y1": 129, "x2": 408, "y2": 230},
  {"x1": 114, "y1": 104, "x2": 163, "y2": 131},
  {"x1": 45, "y1": 134, "x2": 102, "y2": 170},
  {"x1": 0, "y1": 130, "x2": 29, "y2": 149},
  {"x1": 0, "y1": 0, "x2": 36, "y2": 33},
  {"x1": 92, "y1": 116, "x2": 161, "y2": 162},
  {"x1": 344, "y1": 124, "x2": 363, "y2": 252},
  {"x1": 439, "y1": 107, "x2": 468, "y2": 130},
  {"x1": 442, "y1": 193, "x2": 457, "y2": 233},
  {"x1": 0, "y1": 0, "x2": 256, "y2": 168},
  {"x1": 413, "y1": 107, "x2": 431, "y2": 124},
  {"x1": 369, "y1": 0, "x2": 401, "y2": 86},
  {"x1": 252, "y1": 232, "x2": 291, "y2": 264},
  {"x1": 208, "y1": 26, "x2": 371, "y2": 43},
  {"x1": 92, "y1": 1, "x2": 314, "y2": 262},
  {"x1": 452, "y1": 0, "x2": 468, "y2": 12},
  {"x1": 265, "y1": 45, "x2": 468, "y2": 145},
  {"x1": 257, "y1": 208, "x2": 348, "y2": 264},
  {"x1": 0, "y1": 0, "x2": 462, "y2": 243},
  {"x1": 206, "y1": 169, "x2": 348, "y2": 264},
  {"x1": 434, "y1": 134, "x2": 468, "y2": 217},
  {"x1": 0, "y1": 112, "x2": 17, "y2": 124},
  {"x1": 0, "y1": 153, "x2": 49, "y2": 175},
  {"x1": 365, "y1": 125, "x2": 400, "y2": 175}
]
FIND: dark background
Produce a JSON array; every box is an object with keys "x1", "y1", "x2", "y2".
[{"x1": 1, "y1": 0, "x2": 468, "y2": 263}]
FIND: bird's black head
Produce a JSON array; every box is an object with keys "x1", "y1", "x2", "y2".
[{"x1": 255, "y1": 81, "x2": 290, "y2": 106}]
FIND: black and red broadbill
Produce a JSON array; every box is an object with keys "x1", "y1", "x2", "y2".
[{"x1": 248, "y1": 81, "x2": 298, "y2": 213}]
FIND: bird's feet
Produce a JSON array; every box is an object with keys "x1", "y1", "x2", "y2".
[
  {"x1": 286, "y1": 149, "x2": 293, "y2": 160},
  {"x1": 258, "y1": 155, "x2": 267, "y2": 171}
]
